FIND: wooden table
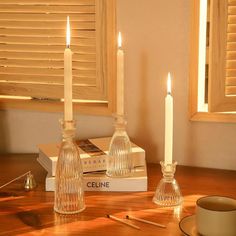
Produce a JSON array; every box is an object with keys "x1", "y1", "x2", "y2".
[{"x1": 0, "y1": 154, "x2": 235, "y2": 235}]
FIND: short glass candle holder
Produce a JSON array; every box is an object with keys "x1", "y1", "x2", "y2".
[
  {"x1": 54, "y1": 120, "x2": 85, "y2": 214},
  {"x1": 106, "y1": 114, "x2": 134, "y2": 178},
  {"x1": 153, "y1": 161, "x2": 182, "y2": 206}
]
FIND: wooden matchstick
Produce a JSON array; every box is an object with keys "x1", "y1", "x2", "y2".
[
  {"x1": 106, "y1": 215, "x2": 140, "y2": 230},
  {"x1": 126, "y1": 215, "x2": 166, "y2": 228}
]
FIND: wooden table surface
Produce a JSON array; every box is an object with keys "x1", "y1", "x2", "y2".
[{"x1": 0, "y1": 154, "x2": 235, "y2": 236}]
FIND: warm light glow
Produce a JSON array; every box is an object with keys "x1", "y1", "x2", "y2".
[
  {"x1": 118, "y1": 32, "x2": 122, "y2": 48},
  {"x1": 167, "y1": 72, "x2": 172, "y2": 94},
  {"x1": 173, "y1": 205, "x2": 182, "y2": 221},
  {"x1": 66, "y1": 16, "x2": 70, "y2": 47}
]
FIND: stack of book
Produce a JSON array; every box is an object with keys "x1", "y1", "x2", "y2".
[{"x1": 37, "y1": 137, "x2": 147, "y2": 192}]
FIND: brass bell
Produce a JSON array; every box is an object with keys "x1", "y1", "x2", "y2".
[{"x1": 24, "y1": 172, "x2": 37, "y2": 191}]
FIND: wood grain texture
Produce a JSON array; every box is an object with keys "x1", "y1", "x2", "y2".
[
  {"x1": 188, "y1": 0, "x2": 199, "y2": 119},
  {"x1": 0, "y1": 154, "x2": 235, "y2": 235}
]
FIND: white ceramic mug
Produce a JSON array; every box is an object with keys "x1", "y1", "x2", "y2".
[{"x1": 196, "y1": 196, "x2": 236, "y2": 236}]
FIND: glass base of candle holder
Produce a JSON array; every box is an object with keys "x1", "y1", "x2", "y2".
[
  {"x1": 153, "y1": 161, "x2": 183, "y2": 207},
  {"x1": 54, "y1": 120, "x2": 85, "y2": 215},
  {"x1": 106, "y1": 114, "x2": 134, "y2": 178}
]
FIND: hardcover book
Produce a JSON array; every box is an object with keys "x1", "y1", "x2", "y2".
[
  {"x1": 37, "y1": 137, "x2": 146, "y2": 176},
  {"x1": 45, "y1": 166, "x2": 147, "y2": 192}
]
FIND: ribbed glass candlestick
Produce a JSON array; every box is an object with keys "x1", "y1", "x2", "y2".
[
  {"x1": 153, "y1": 161, "x2": 182, "y2": 206},
  {"x1": 106, "y1": 115, "x2": 134, "y2": 178},
  {"x1": 54, "y1": 120, "x2": 85, "y2": 214}
]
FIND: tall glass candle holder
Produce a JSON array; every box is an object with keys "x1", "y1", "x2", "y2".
[
  {"x1": 153, "y1": 161, "x2": 182, "y2": 206},
  {"x1": 54, "y1": 120, "x2": 85, "y2": 214},
  {"x1": 106, "y1": 114, "x2": 134, "y2": 178}
]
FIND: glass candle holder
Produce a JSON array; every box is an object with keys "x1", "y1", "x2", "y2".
[
  {"x1": 54, "y1": 120, "x2": 85, "y2": 214},
  {"x1": 106, "y1": 114, "x2": 134, "y2": 178},
  {"x1": 153, "y1": 161, "x2": 182, "y2": 206}
]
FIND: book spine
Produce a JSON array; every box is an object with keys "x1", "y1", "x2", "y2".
[
  {"x1": 80, "y1": 154, "x2": 107, "y2": 173},
  {"x1": 46, "y1": 151, "x2": 145, "y2": 176},
  {"x1": 51, "y1": 154, "x2": 107, "y2": 176},
  {"x1": 37, "y1": 156, "x2": 53, "y2": 176},
  {"x1": 46, "y1": 176, "x2": 147, "y2": 192}
]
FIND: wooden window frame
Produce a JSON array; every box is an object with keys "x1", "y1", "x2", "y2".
[
  {"x1": 0, "y1": 0, "x2": 117, "y2": 116},
  {"x1": 189, "y1": 0, "x2": 236, "y2": 122}
]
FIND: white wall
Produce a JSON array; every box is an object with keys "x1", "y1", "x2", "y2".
[
  {"x1": 0, "y1": 109, "x2": 113, "y2": 153},
  {"x1": 0, "y1": 0, "x2": 236, "y2": 170}
]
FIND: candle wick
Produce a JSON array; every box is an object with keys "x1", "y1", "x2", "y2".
[
  {"x1": 66, "y1": 44, "x2": 70, "y2": 49},
  {"x1": 167, "y1": 91, "x2": 171, "y2": 95}
]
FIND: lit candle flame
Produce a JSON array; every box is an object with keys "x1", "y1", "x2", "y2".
[
  {"x1": 66, "y1": 16, "x2": 70, "y2": 47},
  {"x1": 118, "y1": 32, "x2": 122, "y2": 48},
  {"x1": 167, "y1": 72, "x2": 172, "y2": 94}
]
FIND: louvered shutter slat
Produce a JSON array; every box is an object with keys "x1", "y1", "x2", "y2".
[
  {"x1": 0, "y1": 37, "x2": 96, "y2": 47},
  {"x1": 0, "y1": 74, "x2": 95, "y2": 85},
  {"x1": 0, "y1": 44, "x2": 95, "y2": 53},
  {"x1": 0, "y1": 0, "x2": 95, "y2": 5},
  {"x1": 0, "y1": 13, "x2": 95, "y2": 22},
  {"x1": 0, "y1": 59, "x2": 96, "y2": 70},
  {"x1": 0, "y1": 21, "x2": 95, "y2": 30},
  {"x1": 0, "y1": 51, "x2": 95, "y2": 61},
  {"x1": 0, "y1": 83, "x2": 102, "y2": 100},
  {"x1": 0, "y1": 6, "x2": 95, "y2": 14}
]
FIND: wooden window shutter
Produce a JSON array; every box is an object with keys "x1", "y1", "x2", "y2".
[
  {"x1": 209, "y1": 0, "x2": 236, "y2": 112},
  {"x1": 0, "y1": 0, "x2": 116, "y2": 114}
]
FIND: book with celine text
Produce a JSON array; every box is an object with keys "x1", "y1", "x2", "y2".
[{"x1": 45, "y1": 166, "x2": 147, "y2": 192}]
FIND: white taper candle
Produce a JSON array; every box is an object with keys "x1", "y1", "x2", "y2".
[
  {"x1": 164, "y1": 73, "x2": 173, "y2": 165},
  {"x1": 64, "y1": 16, "x2": 73, "y2": 121},
  {"x1": 117, "y1": 32, "x2": 124, "y2": 116}
]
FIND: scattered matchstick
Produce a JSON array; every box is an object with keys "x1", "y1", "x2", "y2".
[
  {"x1": 106, "y1": 214, "x2": 140, "y2": 230},
  {"x1": 126, "y1": 215, "x2": 166, "y2": 228}
]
